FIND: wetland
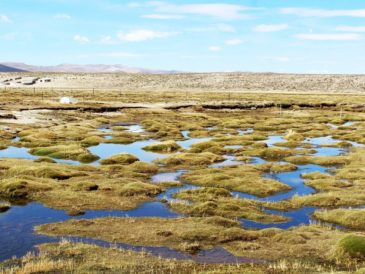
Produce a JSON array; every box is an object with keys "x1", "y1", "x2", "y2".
[{"x1": 1, "y1": 90, "x2": 365, "y2": 273}]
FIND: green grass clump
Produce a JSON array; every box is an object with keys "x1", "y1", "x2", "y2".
[
  {"x1": 170, "y1": 187, "x2": 288, "y2": 223},
  {"x1": 0, "y1": 178, "x2": 50, "y2": 198},
  {"x1": 335, "y1": 235, "x2": 365, "y2": 260},
  {"x1": 34, "y1": 157, "x2": 57, "y2": 163},
  {"x1": 81, "y1": 136, "x2": 105, "y2": 146},
  {"x1": 5, "y1": 165, "x2": 83, "y2": 180},
  {"x1": 143, "y1": 140, "x2": 182, "y2": 153},
  {"x1": 268, "y1": 163, "x2": 298, "y2": 173},
  {"x1": 30, "y1": 144, "x2": 99, "y2": 163},
  {"x1": 285, "y1": 155, "x2": 349, "y2": 166},
  {"x1": 260, "y1": 148, "x2": 293, "y2": 161},
  {"x1": 100, "y1": 153, "x2": 139, "y2": 165},
  {"x1": 127, "y1": 161, "x2": 159, "y2": 174},
  {"x1": 156, "y1": 152, "x2": 224, "y2": 168},
  {"x1": 182, "y1": 166, "x2": 291, "y2": 197},
  {"x1": 119, "y1": 182, "x2": 162, "y2": 197}
]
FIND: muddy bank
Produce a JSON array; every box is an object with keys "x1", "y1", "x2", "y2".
[{"x1": 10, "y1": 101, "x2": 364, "y2": 113}]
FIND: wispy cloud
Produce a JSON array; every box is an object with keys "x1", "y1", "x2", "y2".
[
  {"x1": 54, "y1": 13, "x2": 71, "y2": 20},
  {"x1": 141, "y1": 14, "x2": 184, "y2": 20},
  {"x1": 209, "y1": 46, "x2": 221, "y2": 52},
  {"x1": 149, "y1": 3, "x2": 254, "y2": 20},
  {"x1": 295, "y1": 33, "x2": 362, "y2": 41},
  {"x1": 216, "y1": 24, "x2": 235, "y2": 32},
  {"x1": 187, "y1": 24, "x2": 235, "y2": 33},
  {"x1": 225, "y1": 39, "x2": 243, "y2": 45},
  {"x1": 73, "y1": 34, "x2": 90, "y2": 44},
  {"x1": 281, "y1": 8, "x2": 365, "y2": 18},
  {"x1": 100, "y1": 35, "x2": 116, "y2": 45},
  {"x1": 0, "y1": 14, "x2": 11, "y2": 23},
  {"x1": 117, "y1": 29, "x2": 178, "y2": 42},
  {"x1": 254, "y1": 24, "x2": 288, "y2": 32},
  {"x1": 336, "y1": 26, "x2": 365, "y2": 32}
]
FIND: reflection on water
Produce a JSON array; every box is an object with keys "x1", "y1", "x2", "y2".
[{"x1": 89, "y1": 140, "x2": 168, "y2": 163}]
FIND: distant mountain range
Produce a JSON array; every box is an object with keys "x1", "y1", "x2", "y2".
[
  {"x1": 0, "y1": 62, "x2": 176, "y2": 74},
  {"x1": 0, "y1": 64, "x2": 27, "y2": 72}
]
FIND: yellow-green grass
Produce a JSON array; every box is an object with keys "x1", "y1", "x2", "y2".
[
  {"x1": 181, "y1": 165, "x2": 291, "y2": 197},
  {"x1": 155, "y1": 152, "x2": 225, "y2": 169},
  {"x1": 170, "y1": 187, "x2": 288, "y2": 223},
  {"x1": 0, "y1": 159, "x2": 164, "y2": 213},
  {"x1": 0, "y1": 241, "x2": 266, "y2": 274},
  {"x1": 36, "y1": 217, "x2": 257, "y2": 253},
  {"x1": 29, "y1": 144, "x2": 99, "y2": 163},
  {"x1": 143, "y1": 140, "x2": 182, "y2": 153},
  {"x1": 100, "y1": 153, "x2": 139, "y2": 165},
  {"x1": 313, "y1": 208, "x2": 365, "y2": 230}
]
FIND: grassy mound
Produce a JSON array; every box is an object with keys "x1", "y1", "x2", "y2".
[
  {"x1": 100, "y1": 153, "x2": 139, "y2": 165},
  {"x1": 143, "y1": 140, "x2": 182, "y2": 153},
  {"x1": 336, "y1": 235, "x2": 365, "y2": 260},
  {"x1": 30, "y1": 144, "x2": 99, "y2": 163}
]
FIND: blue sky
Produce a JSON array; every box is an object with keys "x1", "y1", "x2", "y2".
[{"x1": 1, "y1": 0, "x2": 365, "y2": 73}]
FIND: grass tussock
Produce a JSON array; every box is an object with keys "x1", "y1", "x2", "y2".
[
  {"x1": 100, "y1": 153, "x2": 139, "y2": 165},
  {"x1": 156, "y1": 152, "x2": 225, "y2": 168},
  {"x1": 30, "y1": 144, "x2": 99, "y2": 163},
  {"x1": 143, "y1": 140, "x2": 182, "y2": 153},
  {"x1": 313, "y1": 208, "x2": 365, "y2": 230},
  {"x1": 182, "y1": 165, "x2": 291, "y2": 197},
  {"x1": 0, "y1": 241, "x2": 266, "y2": 274}
]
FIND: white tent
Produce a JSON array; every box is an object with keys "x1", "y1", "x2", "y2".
[{"x1": 60, "y1": 97, "x2": 78, "y2": 104}]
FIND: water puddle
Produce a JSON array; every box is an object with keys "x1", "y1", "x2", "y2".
[
  {"x1": 265, "y1": 136, "x2": 285, "y2": 147},
  {"x1": 89, "y1": 140, "x2": 168, "y2": 163},
  {"x1": 237, "y1": 128, "x2": 254, "y2": 135},
  {"x1": 0, "y1": 147, "x2": 37, "y2": 161},
  {"x1": 210, "y1": 155, "x2": 244, "y2": 167}
]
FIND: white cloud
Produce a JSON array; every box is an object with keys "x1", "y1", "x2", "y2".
[
  {"x1": 152, "y1": 3, "x2": 253, "y2": 20},
  {"x1": 141, "y1": 14, "x2": 184, "y2": 20},
  {"x1": 336, "y1": 26, "x2": 365, "y2": 32},
  {"x1": 54, "y1": 13, "x2": 71, "y2": 20},
  {"x1": 254, "y1": 24, "x2": 288, "y2": 32},
  {"x1": 0, "y1": 14, "x2": 10, "y2": 23},
  {"x1": 209, "y1": 46, "x2": 221, "y2": 52},
  {"x1": 117, "y1": 29, "x2": 178, "y2": 42},
  {"x1": 187, "y1": 24, "x2": 235, "y2": 33},
  {"x1": 216, "y1": 24, "x2": 235, "y2": 32},
  {"x1": 295, "y1": 33, "x2": 362, "y2": 41},
  {"x1": 281, "y1": 8, "x2": 365, "y2": 18},
  {"x1": 225, "y1": 39, "x2": 243, "y2": 45},
  {"x1": 100, "y1": 35, "x2": 115, "y2": 44},
  {"x1": 73, "y1": 34, "x2": 90, "y2": 44}
]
